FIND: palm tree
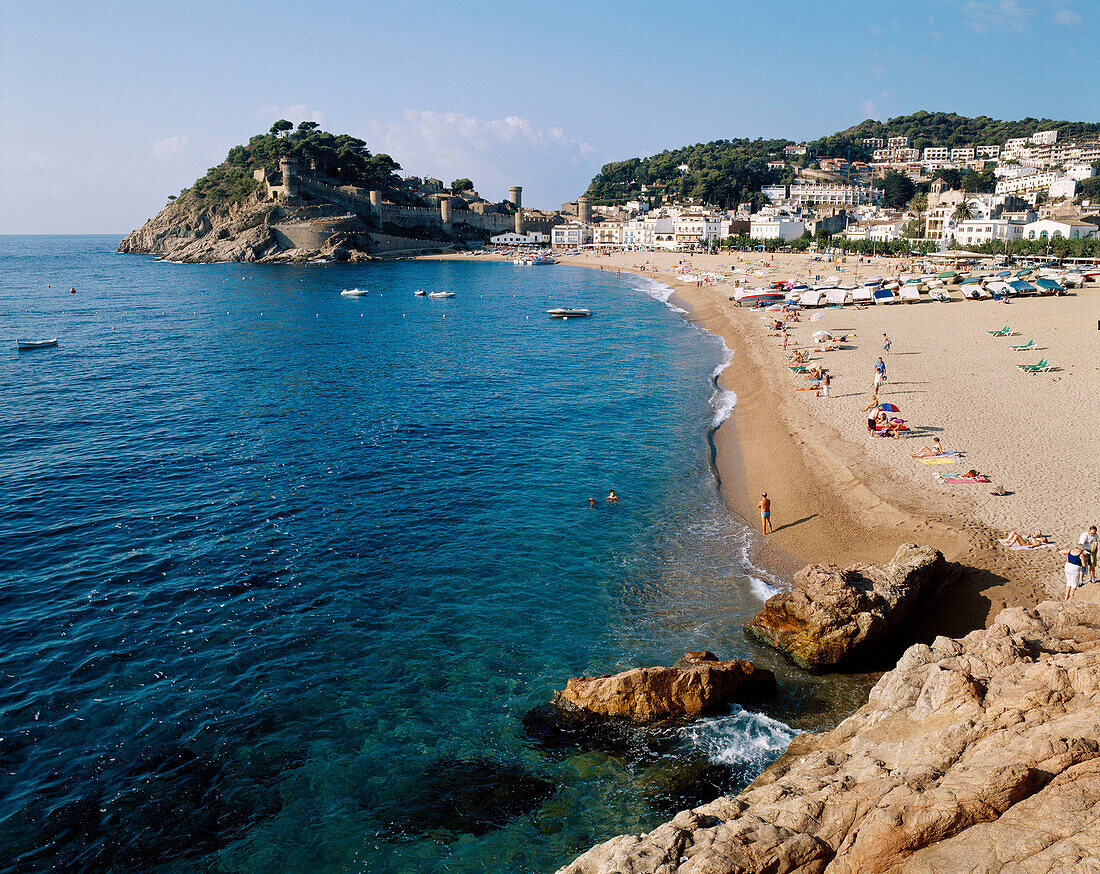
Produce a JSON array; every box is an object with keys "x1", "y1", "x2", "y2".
[{"x1": 952, "y1": 201, "x2": 973, "y2": 222}]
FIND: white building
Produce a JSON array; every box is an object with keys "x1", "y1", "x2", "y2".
[
  {"x1": 950, "y1": 147, "x2": 976, "y2": 163},
  {"x1": 784, "y1": 144, "x2": 808, "y2": 157},
  {"x1": 863, "y1": 137, "x2": 885, "y2": 150},
  {"x1": 787, "y1": 182, "x2": 881, "y2": 206},
  {"x1": 673, "y1": 215, "x2": 723, "y2": 247},
  {"x1": 761, "y1": 184, "x2": 787, "y2": 202},
  {"x1": 551, "y1": 221, "x2": 591, "y2": 248},
  {"x1": 888, "y1": 136, "x2": 910, "y2": 149},
  {"x1": 1002, "y1": 138, "x2": 1030, "y2": 161},
  {"x1": 1022, "y1": 218, "x2": 1096, "y2": 241},
  {"x1": 1030, "y1": 129, "x2": 1058, "y2": 146},
  {"x1": 1048, "y1": 178, "x2": 1078, "y2": 200},
  {"x1": 590, "y1": 223, "x2": 624, "y2": 247},
  {"x1": 922, "y1": 147, "x2": 949, "y2": 162},
  {"x1": 950, "y1": 218, "x2": 1026, "y2": 248},
  {"x1": 750, "y1": 217, "x2": 805, "y2": 241},
  {"x1": 977, "y1": 144, "x2": 1001, "y2": 158},
  {"x1": 489, "y1": 231, "x2": 549, "y2": 245},
  {"x1": 995, "y1": 169, "x2": 1066, "y2": 195}
]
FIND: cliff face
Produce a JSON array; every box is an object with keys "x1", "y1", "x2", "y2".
[
  {"x1": 560, "y1": 599, "x2": 1100, "y2": 873},
  {"x1": 117, "y1": 196, "x2": 385, "y2": 263}
]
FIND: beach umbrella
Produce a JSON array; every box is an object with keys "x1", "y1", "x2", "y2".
[
  {"x1": 809, "y1": 312, "x2": 825, "y2": 322},
  {"x1": 812, "y1": 330, "x2": 834, "y2": 341},
  {"x1": 878, "y1": 402, "x2": 900, "y2": 412}
]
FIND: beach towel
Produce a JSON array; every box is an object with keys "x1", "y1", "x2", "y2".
[
  {"x1": 939, "y1": 475, "x2": 990, "y2": 483},
  {"x1": 873, "y1": 424, "x2": 909, "y2": 432},
  {"x1": 920, "y1": 458, "x2": 957, "y2": 464}
]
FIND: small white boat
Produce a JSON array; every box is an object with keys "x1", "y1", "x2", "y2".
[
  {"x1": 929, "y1": 288, "x2": 951, "y2": 302},
  {"x1": 798, "y1": 289, "x2": 826, "y2": 307},
  {"x1": 427, "y1": 291, "x2": 455, "y2": 298},
  {"x1": 872, "y1": 288, "x2": 897, "y2": 305},
  {"x1": 959, "y1": 283, "x2": 983, "y2": 300},
  {"x1": 340, "y1": 288, "x2": 369, "y2": 297},
  {"x1": 17, "y1": 338, "x2": 58, "y2": 350},
  {"x1": 818, "y1": 276, "x2": 841, "y2": 288},
  {"x1": 1061, "y1": 272, "x2": 1084, "y2": 288},
  {"x1": 899, "y1": 285, "x2": 921, "y2": 303},
  {"x1": 547, "y1": 308, "x2": 592, "y2": 318},
  {"x1": 734, "y1": 287, "x2": 785, "y2": 305},
  {"x1": 824, "y1": 288, "x2": 851, "y2": 306},
  {"x1": 414, "y1": 290, "x2": 426, "y2": 296},
  {"x1": 851, "y1": 286, "x2": 873, "y2": 303}
]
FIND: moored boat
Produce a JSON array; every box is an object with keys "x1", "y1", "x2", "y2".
[
  {"x1": 547, "y1": 308, "x2": 591, "y2": 318},
  {"x1": 340, "y1": 288, "x2": 369, "y2": 297},
  {"x1": 872, "y1": 288, "x2": 897, "y2": 305},
  {"x1": 17, "y1": 338, "x2": 58, "y2": 350},
  {"x1": 427, "y1": 291, "x2": 455, "y2": 298}
]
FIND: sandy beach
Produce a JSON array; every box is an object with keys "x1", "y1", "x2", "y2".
[{"x1": 428, "y1": 247, "x2": 1100, "y2": 631}]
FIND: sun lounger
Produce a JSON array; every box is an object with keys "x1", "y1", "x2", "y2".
[
  {"x1": 789, "y1": 365, "x2": 810, "y2": 372},
  {"x1": 1016, "y1": 359, "x2": 1048, "y2": 371},
  {"x1": 1010, "y1": 339, "x2": 1034, "y2": 352},
  {"x1": 987, "y1": 326, "x2": 1011, "y2": 336},
  {"x1": 1020, "y1": 362, "x2": 1052, "y2": 373}
]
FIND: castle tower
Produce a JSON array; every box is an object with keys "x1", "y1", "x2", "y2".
[
  {"x1": 577, "y1": 195, "x2": 591, "y2": 224},
  {"x1": 440, "y1": 197, "x2": 452, "y2": 225},
  {"x1": 514, "y1": 209, "x2": 525, "y2": 236},
  {"x1": 279, "y1": 157, "x2": 299, "y2": 198},
  {"x1": 508, "y1": 186, "x2": 522, "y2": 209},
  {"x1": 369, "y1": 190, "x2": 383, "y2": 228}
]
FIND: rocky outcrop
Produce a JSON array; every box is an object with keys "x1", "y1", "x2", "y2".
[
  {"x1": 744, "y1": 544, "x2": 960, "y2": 671},
  {"x1": 559, "y1": 599, "x2": 1100, "y2": 873},
  {"x1": 554, "y1": 652, "x2": 776, "y2": 723},
  {"x1": 117, "y1": 196, "x2": 386, "y2": 263}
]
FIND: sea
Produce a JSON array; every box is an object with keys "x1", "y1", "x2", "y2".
[{"x1": 0, "y1": 236, "x2": 860, "y2": 873}]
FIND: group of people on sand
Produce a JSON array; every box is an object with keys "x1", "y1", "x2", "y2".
[{"x1": 997, "y1": 524, "x2": 1097, "y2": 600}]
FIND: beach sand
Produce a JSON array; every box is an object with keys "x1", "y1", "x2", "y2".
[{"x1": 428, "y1": 248, "x2": 1100, "y2": 630}]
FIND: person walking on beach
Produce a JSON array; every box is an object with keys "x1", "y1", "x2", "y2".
[
  {"x1": 758, "y1": 493, "x2": 772, "y2": 535},
  {"x1": 1080, "y1": 525, "x2": 1098, "y2": 582},
  {"x1": 1063, "y1": 545, "x2": 1087, "y2": 600},
  {"x1": 873, "y1": 357, "x2": 887, "y2": 389},
  {"x1": 882, "y1": 332, "x2": 891, "y2": 353},
  {"x1": 818, "y1": 371, "x2": 830, "y2": 398}
]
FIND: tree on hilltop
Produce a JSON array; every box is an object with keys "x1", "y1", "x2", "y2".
[
  {"x1": 297, "y1": 120, "x2": 319, "y2": 132},
  {"x1": 270, "y1": 119, "x2": 293, "y2": 137},
  {"x1": 451, "y1": 178, "x2": 473, "y2": 192}
]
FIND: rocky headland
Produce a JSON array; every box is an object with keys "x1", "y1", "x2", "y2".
[{"x1": 559, "y1": 597, "x2": 1100, "y2": 873}]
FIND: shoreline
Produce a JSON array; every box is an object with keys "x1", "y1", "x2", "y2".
[{"x1": 425, "y1": 248, "x2": 1095, "y2": 634}]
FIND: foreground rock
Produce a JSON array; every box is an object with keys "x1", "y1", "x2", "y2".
[
  {"x1": 744, "y1": 543, "x2": 960, "y2": 671},
  {"x1": 559, "y1": 599, "x2": 1100, "y2": 873},
  {"x1": 556, "y1": 651, "x2": 776, "y2": 723}
]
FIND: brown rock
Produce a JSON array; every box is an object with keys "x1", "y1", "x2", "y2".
[
  {"x1": 558, "y1": 600, "x2": 1100, "y2": 874},
  {"x1": 744, "y1": 543, "x2": 959, "y2": 671},
  {"x1": 553, "y1": 653, "x2": 775, "y2": 723}
]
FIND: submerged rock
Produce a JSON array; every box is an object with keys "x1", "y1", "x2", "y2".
[
  {"x1": 553, "y1": 651, "x2": 776, "y2": 723},
  {"x1": 559, "y1": 599, "x2": 1100, "y2": 873},
  {"x1": 373, "y1": 757, "x2": 553, "y2": 838},
  {"x1": 744, "y1": 543, "x2": 960, "y2": 671}
]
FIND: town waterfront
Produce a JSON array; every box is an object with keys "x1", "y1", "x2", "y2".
[{"x1": 0, "y1": 237, "x2": 802, "y2": 872}]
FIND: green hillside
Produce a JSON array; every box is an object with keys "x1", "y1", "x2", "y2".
[{"x1": 586, "y1": 111, "x2": 1100, "y2": 207}]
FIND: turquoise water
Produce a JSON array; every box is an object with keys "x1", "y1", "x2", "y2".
[{"x1": 0, "y1": 237, "x2": 797, "y2": 872}]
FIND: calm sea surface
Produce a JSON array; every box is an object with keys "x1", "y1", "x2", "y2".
[{"x1": 1, "y1": 237, "x2": 806, "y2": 873}]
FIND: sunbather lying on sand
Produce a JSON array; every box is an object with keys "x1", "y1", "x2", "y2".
[
  {"x1": 911, "y1": 438, "x2": 945, "y2": 457},
  {"x1": 787, "y1": 351, "x2": 808, "y2": 364},
  {"x1": 1000, "y1": 531, "x2": 1052, "y2": 548}
]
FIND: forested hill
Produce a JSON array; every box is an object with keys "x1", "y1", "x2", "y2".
[
  {"x1": 585, "y1": 111, "x2": 1100, "y2": 208},
  {"x1": 173, "y1": 120, "x2": 409, "y2": 210}
]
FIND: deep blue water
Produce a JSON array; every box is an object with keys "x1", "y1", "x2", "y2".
[{"x1": 0, "y1": 237, "x2": 798, "y2": 873}]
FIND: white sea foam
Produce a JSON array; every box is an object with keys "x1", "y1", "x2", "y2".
[
  {"x1": 709, "y1": 342, "x2": 736, "y2": 429},
  {"x1": 680, "y1": 706, "x2": 799, "y2": 772},
  {"x1": 749, "y1": 575, "x2": 781, "y2": 601}
]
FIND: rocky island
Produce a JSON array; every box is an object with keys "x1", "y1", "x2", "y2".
[{"x1": 118, "y1": 121, "x2": 555, "y2": 263}]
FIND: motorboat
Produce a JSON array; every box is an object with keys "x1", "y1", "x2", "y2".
[
  {"x1": 532, "y1": 256, "x2": 556, "y2": 265},
  {"x1": 734, "y1": 287, "x2": 785, "y2": 305},
  {"x1": 985, "y1": 280, "x2": 1011, "y2": 297},
  {"x1": 928, "y1": 288, "x2": 951, "y2": 302},
  {"x1": 1035, "y1": 277, "x2": 1065, "y2": 295},
  {"x1": 340, "y1": 288, "x2": 369, "y2": 297},
  {"x1": 17, "y1": 338, "x2": 58, "y2": 350},
  {"x1": 1061, "y1": 272, "x2": 1084, "y2": 288},
  {"x1": 872, "y1": 288, "x2": 897, "y2": 304},
  {"x1": 414, "y1": 290, "x2": 427, "y2": 296},
  {"x1": 863, "y1": 276, "x2": 883, "y2": 289},
  {"x1": 882, "y1": 279, "x2": 901, "y2": 291},
  {"x1": 798, "y1": 289, "x2": 826, "y2": 307},
  {"x1": 1009, "y1": 280, "x2": 1037, "y2": 296},
  {"x1": 899, "y1": 282, "x2": 921, "y2": 303},
  {"x1": 427, "y1": 291, "x2": 456, "y2": 298},
  {"x1": 818, "y1": 276, "x2": 841, "y2": 287},
  {"x1": 851, "y1": 286, "x2": 873, "y2": 303},
  {"x1": 959, "y1": 282, "x2": 983, "y2": 300},
  {"x1": 824, "y1": 287, "x2": 851, "y2": 306},
  {"x1": 547, "y1": 308, "x2": 591, "y2": 318}
]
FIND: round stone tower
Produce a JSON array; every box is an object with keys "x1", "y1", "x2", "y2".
[
  {"x1": 514, "y1": 210, "x2": 525, "y2": 236},
  {"x1": 577, "y1": 195, "x2": 591, "y2": 225},
  {"x1": 440, "y1": 197, "x2": 452, "y2": 225},
  {"x1": 369, "y1": 190, "x2": 383, "y2": 228},
  {"x1": 508, "y1": 186, "x2": 522, "y2": 209},
  {"x1": 279, "y1": 157, "x2": 299, "y2": 197}
]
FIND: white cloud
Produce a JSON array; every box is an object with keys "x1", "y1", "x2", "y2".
[
  {"x1": 153, "y1": 134, "x2": 191, "y2": 159},
  {"x1": 861, "y1": 99, "x2": 877, "y2": 118},
  {"x1": 257, "y1": 104, "x2": 325, "y2": 126},
  {"x1": 365, "y1": 110, "x2": 599, "y2": 205},
  {"x1": 962, "y1": 0, "x2": 1030, "y2": 33},
  {"x1": 1054, "y1": 8, "x2": 1081, "y2": 25}
]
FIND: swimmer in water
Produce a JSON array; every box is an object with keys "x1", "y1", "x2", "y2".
[
  {"x1": 587, "y1": 497, "x2": 596, "y2": 507},
  {"x1": 607, "y1": 490, "x2": 619, "y2": 503}
]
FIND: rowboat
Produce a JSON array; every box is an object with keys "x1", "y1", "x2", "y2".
[
  {"x1": 547, "y1": 308, "x2": 591, "y2": 318},
  {"x1": 17, "y1": 338, "x2": 58, "y2": 350},
  {"x1": 427, "y1": 291, "x2": 455, "y2": 298},
  {"x1": 340, "y1": 288, "x2": 369, "y2": 296}
]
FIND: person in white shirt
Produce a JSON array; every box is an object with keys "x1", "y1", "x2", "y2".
[{"x1": 1079, "y1": 526, "x2": 1098, "y2": 582}]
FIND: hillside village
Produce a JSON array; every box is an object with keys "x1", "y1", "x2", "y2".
[
  {"x1": 120, "y1": 116, "x2": 1100, "y2": 263},
  {"x1": 550, "y1": 126, "x2": 1100, "y2": 254}
]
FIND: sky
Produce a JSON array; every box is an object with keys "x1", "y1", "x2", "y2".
[{"x1": 1, "y1": 0, "x2": 1097, "y2": 234}]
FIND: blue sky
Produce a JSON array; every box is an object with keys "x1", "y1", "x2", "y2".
[{"x1": 1, "y1": 0, "x2": 1097, "y2": 233}]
